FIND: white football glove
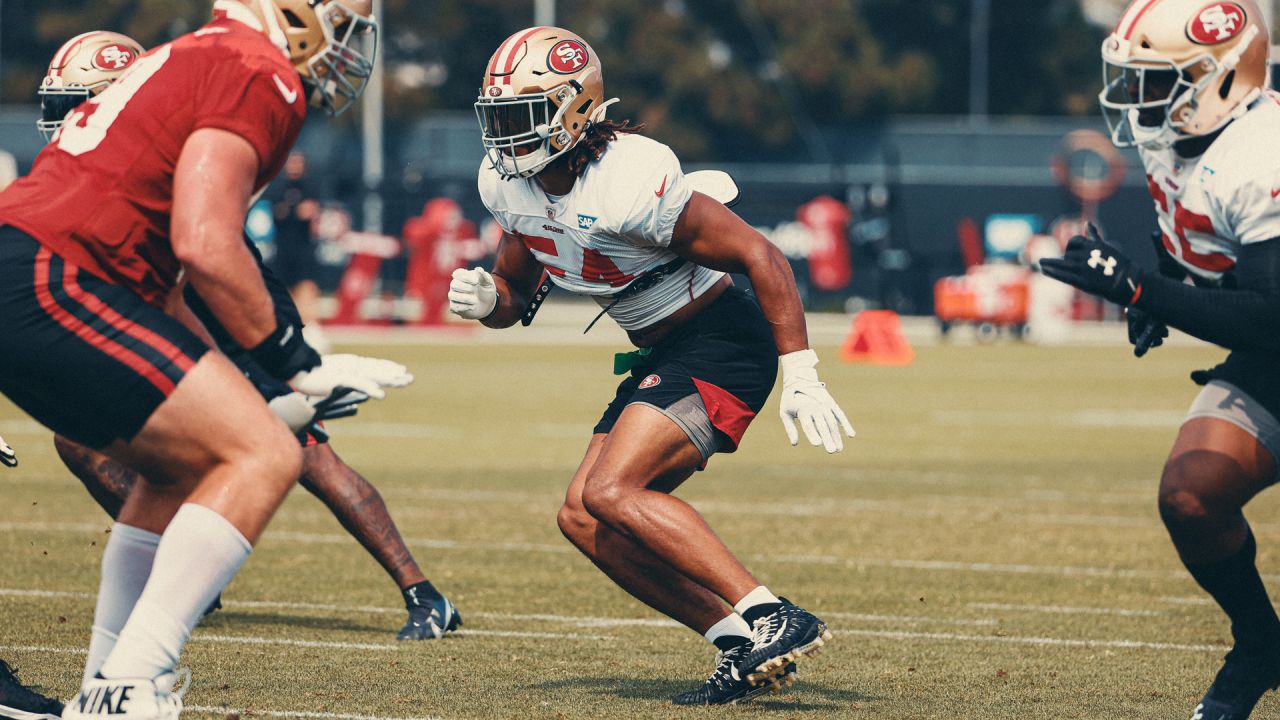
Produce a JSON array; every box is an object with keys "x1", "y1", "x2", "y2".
[
  {"x1": 778, "y1": 349, "x2": 856, "y2": 454},
  {"x1": 0, "y1": 434, "x2": 15, "y2": 467},
  {"x1": 268, "y1": 388, "x2": 370, "y2": 433},
  {"x1": 289, "y1": 353, "x2": 414, "y2": 401},
  {"x1": 448, "y1": 267, "x2": 498, "y2": 320}
]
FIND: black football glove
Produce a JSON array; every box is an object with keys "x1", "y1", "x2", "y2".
[
  {"x1": 1127, "y1": 231, "x2": 1187, "y2": 358},
  {"x1": 1127, "y1": 307, "x2": 1168, "y2": 358},
  {"x1": 1039, "y1": 224, "x2": 1146, "y2": 306}
]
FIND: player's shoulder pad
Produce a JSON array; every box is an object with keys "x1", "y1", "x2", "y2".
[
  {"x1": 1206, "y1": 99, "x2": 1280, "y2": 189},
  {"x1": 476, "y1": 159, "x2": 506, "y2": 212},
  {"x1": 590, "y1": 134, "x2": 683, "y2": 229}
]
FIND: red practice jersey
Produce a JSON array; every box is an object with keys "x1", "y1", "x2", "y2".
[{"x1": 0, "y1": 14, "x2": 306, "y2": 306}]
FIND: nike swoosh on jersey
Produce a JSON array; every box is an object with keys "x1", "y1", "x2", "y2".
[
  {"x1": 272, "y1": 74, "x2": 299, "y2": 104},
  {"x1": 655, "y1": 175, "x2": 668, "y2": 198}
]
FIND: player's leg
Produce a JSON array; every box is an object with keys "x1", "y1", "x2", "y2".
[
  {"x1": 296, "y1": 443, "x2": 460, "y2": 640},
  {"x1": 53, "y1": 435, "x2": 135, "y2": 520},
  {"x1": 560, "y1": 432, "x2": 780, "y2": 705},
  {"x1": 88, "y1": 350, "x2": 301, "y2": 681},
  {"x1": 581, "y1": 403, "x2": 824, "y2": 691},
  {"x1": 557, "y1": 433, "x2": 740, "y2": 634},
  {"x1": 1160, "y1": 382, "x2": 1280, "y2": 719}
]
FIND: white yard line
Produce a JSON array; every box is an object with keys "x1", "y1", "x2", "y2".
[
  {"x1": 186, "y1": 706, "x2": 445, "y2": 720},
  {"x1": 837, "y1": 628, "x2": 1224, "y2": 653},
  {"x1": 967, "y1": 602, "x2": 1163, "y2": 618}
]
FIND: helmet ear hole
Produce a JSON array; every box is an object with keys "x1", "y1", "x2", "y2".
[{"x1": 1218, "y1": 70, "x2": 1235, "y2": 99}]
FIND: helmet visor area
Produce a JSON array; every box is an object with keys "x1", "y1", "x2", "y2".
[
  {"x1": 475, "y1": 94, "x2": 552, "y2": 158},
  {"x1": 1099, "y1": 58, "x2": 1202, "y2": 147},
  {"x1": 37, "y1": 87, "x2": 91, "y2": 142}
]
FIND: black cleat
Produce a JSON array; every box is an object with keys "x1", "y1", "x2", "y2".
[
  {"x1": 672, "y1": 641, "x2": 796, "y2": 705},
  {"x1": 1191, "y1": 644, "x2": 1280, "y2": 720},
  {"x1": 397, "y1": 588, "x2": 461, "y2": 641},
  {"x1": 740, "y1": 599, "x2": 831, "y2": 687},
  {"x1": 0, "y1": 660, "x2": 63, "y2": 720}
]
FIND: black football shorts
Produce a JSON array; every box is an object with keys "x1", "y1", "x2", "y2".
[
  {"x1": 0, "y1": 226, "x2": 209, "y2": 448},
  {"x1": 594, "y1": 285, "x2": 778, "y2": 457}
]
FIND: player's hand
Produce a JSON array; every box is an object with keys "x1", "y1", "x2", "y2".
[
  {"x1": 0, "y1": 434, "x2": 16, "y2": 468},
  {"x1": 268, "y1": 387, "x2": 370, "y2": 433},
  {"x1": 289, "y1": 354, "x2": 414, "y2": 401},
  {"x1": 448, "y1": 267, "x2": 498, "y2": 320},
  {"x1": 1127, "y1": 306, "x2": 1168, "y2": 358},
  {"x1": 778, "y1": 349, "x2": 855, "y2": 454},
  {"x1": 1039, "y1": 224, "x2": 1145, "y2": 306}
]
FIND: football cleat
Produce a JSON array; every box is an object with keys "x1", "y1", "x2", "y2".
[
  {"x1": 672, "y1": 641, "x2": 796, "y2": 706},
  {"x1": 63, "y1": 669, "x2": 188, "y2": 720},
  {"x1": 1191, "y1": 644, "x2": 1280, "y2": 720},
  {"x1": 0, "y1": 660, "x2": 63, "y2": 720},
  {"x1": 740, "y1": 599, "x2": 831, "y2": 687},
  {"x1": 396, "y1": 590, "x2": 461, "y2": 641}
]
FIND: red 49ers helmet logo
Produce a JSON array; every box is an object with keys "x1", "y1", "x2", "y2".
[
  {"x1": 93, "y1": 44, "x2": 136, "y2": 71},
  {"x1": 1187, "y1": 2, "x2": 1247, "y2": 44},
  {"x1": 547, "y1": 40, "x2": 589, "y2": 74},
  {"x1": 638, "y1": 374, "x2": 661, "y2": 389}
]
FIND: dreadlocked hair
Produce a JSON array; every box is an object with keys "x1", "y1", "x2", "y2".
[{"x1": 563, "y1": 119, "x2": 646, "y2": 177}]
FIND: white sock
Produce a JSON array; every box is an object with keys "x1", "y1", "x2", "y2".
[
  {"x1": 732, "y1": 586, "x2": 781, "y2": 617},
  {"x1": 99, "y1": 504, "x2": 251, "y2": 680},
  {"x1": 84, "y1": 524, "x2": 161, "y2": 683},
  {"x1": 703, "y1": 612, "x2": 752, "y2": 645}
]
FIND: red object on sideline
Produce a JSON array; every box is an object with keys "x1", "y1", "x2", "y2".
[
  {"x1": 402, "y1": 198, "x2": 480, "y2": 325},
  {"x1": 798, "y1": 196, "x2": 852, "y2": 291},
  {"x1": 840, "y1": 310, "x2": 914, "y2": 366}
]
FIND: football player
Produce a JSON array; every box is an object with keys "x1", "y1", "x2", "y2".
[
  {"x1": 0, "y1": 2, "x2": 405, "y2": 719},
  {"x1": 451, "y1": 27, "x2": 854, "y2": 705},
  {"x1": 1040, "y1": 1, "x2": 1280, "y2": 717},
  {"x1": 33, "y1": 29, "x2": 461, "y2": 646}
]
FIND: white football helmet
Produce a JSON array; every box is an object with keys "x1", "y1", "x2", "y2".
[
  {"x1": 1100, "y1": 0, "x2": 1270, "y2": 149},
  {"x1": 474, "y1": 27, "x2": 618, "y2": 179},
  {"x1": 37, "y1": 31, "x2": 144, "y2": 142},
  {"x1": 246, "y1": 0, "x2": 378, "y2": 116}
]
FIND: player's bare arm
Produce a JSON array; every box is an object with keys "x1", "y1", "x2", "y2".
[
  {"x1": 171, "y1": 127, "x2": 279, "y2": 350},
  {"x1": 668, "y1": 191, "x2": 807, "y2": 353},
  {"x1": 449, "y1": 230, "x2": 544, "y2": 328}
]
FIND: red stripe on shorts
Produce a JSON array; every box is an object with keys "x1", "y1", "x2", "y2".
[
  {"x1": 62, "y1": 264, "x2": 195, "y2": 373},
  {"x1": 33, "y1": 249, "x2": 177, "y2": 395}
]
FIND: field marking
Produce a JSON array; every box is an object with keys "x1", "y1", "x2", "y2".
[
  {"x1": 0, "y1": 644, "x2": 87, "y2": 656},
  {"x1": 967, "y1": 602, "x2": 1163, "y2": 618},
  {"x1": 196, "y1": 635, "x2": 396, "y2": 652},
  {"x1": 838, "y1": 628, "x2": 1225, "y2": 653},
  {"x1": 0, "y1": 587, "x2": 992, "y2": 632},
  {"x1": 1159, "y1": 596, "x2": 1214, "y2": 606},
  {"x1": 4, "y1": 522, "x2": 1259, "y2": 584},
  {"x1": 187, "y1": 706, "x2": 444, "y2": 720}
]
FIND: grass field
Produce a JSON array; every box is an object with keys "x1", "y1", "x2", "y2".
[{"x1": 2, "y1": 332, "x2": 1278, "y2": 719}]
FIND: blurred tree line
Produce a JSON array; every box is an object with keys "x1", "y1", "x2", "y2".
[{"x1": 3, "y1": 0, "x2": 1106, "y2": 161}]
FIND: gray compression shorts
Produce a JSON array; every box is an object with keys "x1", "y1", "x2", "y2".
[{"x1": 1186, "y1": 380, "x2": 1280, "y2": 477}]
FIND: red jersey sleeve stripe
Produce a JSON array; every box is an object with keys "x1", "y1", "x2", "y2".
[
  {"x1": 34, "y1": 250, "x2": 178, "y2": 395},
  {"x1": 62, "y1": 264, "x2": 197, "y2": 373}
]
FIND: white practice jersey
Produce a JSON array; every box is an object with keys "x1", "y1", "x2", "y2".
[
  {"x1": 478, "y1": 134, "x2": 725, "y2": 331},
  {"x1": 1138, "y1": 92, "x2": 1280, "y2": 284}
]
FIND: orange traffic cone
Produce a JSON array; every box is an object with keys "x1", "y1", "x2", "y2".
[{"x1": 841, "y1": 310, "x2": 914, "y2": 365}]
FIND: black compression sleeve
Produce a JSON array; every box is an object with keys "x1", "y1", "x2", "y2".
[{"x1": 1134, "y1": 239, "x2": 1280, "y2": 354}]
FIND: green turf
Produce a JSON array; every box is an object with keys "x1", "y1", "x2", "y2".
[{"x1": 2, "y1": 340, "x2": 1278, "y2": 719}]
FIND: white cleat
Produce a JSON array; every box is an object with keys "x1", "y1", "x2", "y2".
[{"x1": 63, "y1": 670, "x2": 188, "y2": 720}]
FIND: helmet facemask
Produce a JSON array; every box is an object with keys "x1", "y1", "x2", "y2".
[
  {"x1": 37, "y1": 85, "x2": 93, "y2": 142},
  {"x1": 296, "y1": 1, "x2": 378, "y2": 116},
  {"x1": 475, "y1": 78, "x2": 589, "y2": 180}
]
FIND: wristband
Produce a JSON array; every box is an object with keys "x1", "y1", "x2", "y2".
[{"x1": 249, "y1": 322, "x2": 321, "y2": 381}]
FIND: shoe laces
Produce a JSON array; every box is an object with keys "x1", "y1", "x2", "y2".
[{"x1": 750, "y1": 611, "x2": 783, "y2": 646}]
